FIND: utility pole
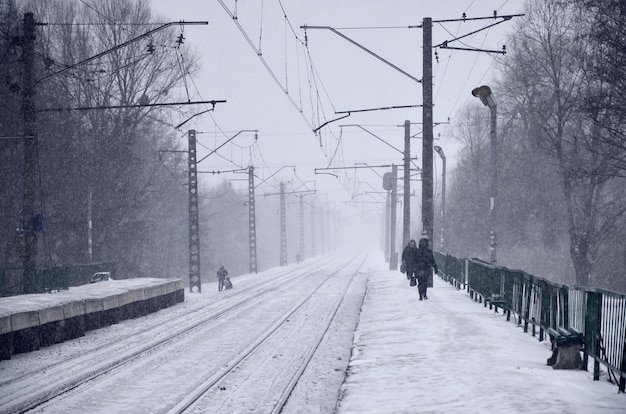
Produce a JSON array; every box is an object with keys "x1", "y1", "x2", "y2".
[
  {"x1": 310, "y1": 203, "x2": 316, "y2": 257},
  {"x1": 298, "y1": 195, "x2": 308, "y2": 261},
  {"x1": 389, "y1": 164, "x2": 398, "y2": 270},
  {"x1": 385, "y1": 191, "x2": 390, "y2": 261},
  {"x1": 279, "y1": 182, "x2": 288, "y2": 266},
  {"x1": 422, "y1": 17, "x2": 434, "y2": 244},
  {"x1": 304, "y1": 14, "x2": 520, "y2": 252},
  {"x1": 188, "y1": 130, "x2": 201, "y2": 292},
  {"x1": 248, "y1": 166, "x2": 257, "y2": 273},
  {"x1": 403, "y1": 120, "x2": 411, "y2": 247},
  {"x1": 20, "y1": 12, "x2": 36, "y2": 294},
  {"x1": 319, "y1": 204, "x2": 326, "y2": 254},
  {"x1": 265, "y1": 182, "x2": 312, "y2": 265}
]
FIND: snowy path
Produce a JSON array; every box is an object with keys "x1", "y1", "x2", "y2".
[{"x1": 336, "y1": 257, "x2": 625, "y2": 414}]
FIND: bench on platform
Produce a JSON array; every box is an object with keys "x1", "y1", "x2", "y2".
[
  {"x1": 546, "y1": 327, "x2": 584, "y2": 369},
  {"x1": 485, "y1": 294, "x2": 511, "y2": 320}
]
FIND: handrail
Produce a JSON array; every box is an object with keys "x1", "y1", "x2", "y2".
[{"x1": 434, "y1": 251, "x2": 626, "y2": 392}]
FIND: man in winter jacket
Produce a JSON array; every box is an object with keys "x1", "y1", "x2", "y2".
[
  {"x1": 217, "y1": 265, "x2": 228, "y2": 292},
  {"x1": 402, "y1": 238, "x2": 438, "y2": 300}
]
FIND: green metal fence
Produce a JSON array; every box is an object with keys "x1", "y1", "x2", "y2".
[
  {"x1": 434, "y1": 251, "x2": 626, "y2": 392},
  {"x1": 0, "y1": 262, "x2": 116, "y2": 297}
]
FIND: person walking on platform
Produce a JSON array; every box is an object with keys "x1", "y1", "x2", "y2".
[
  {"x1": 401, "y1": 239, "x2": 419, "y2": 286},
  {"x1": 217, "y1": 265, "x2": 228, "y2": 292},
  {"x1": 414, "y1": 238, "x2": 438, "y2": 300}
]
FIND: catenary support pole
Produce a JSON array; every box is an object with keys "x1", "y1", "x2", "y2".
[
  {"x1": 310, "y1": 203, "x2": 316, "y2": 257},
  {"x1": 403, "y1": 120, "x2": 411, "y2": 247},
  {"x1": 188, "y1": 130, "x2": 201, "y2": 292},
  {"x1": 299, "y1": 195, "x2": 305, "y2": 260},
  {"x1": 422, "y1": 17, "x2": 434, "y2": 244},
  {"x1": 385, "y1": 191, "x2": 390, "y2": 262},
  {"x1": 280, "y1": 182, "x2": 287, "y2": 266},
  {"x1": 248, "y1": 166, "x2": 257, "y2": 273},
  {"x1": 320, "y1": 204, "x2": 326, "y2": 254},
  {"x1": 389, "y1": 164, "x2": 398, "y2": 270}
]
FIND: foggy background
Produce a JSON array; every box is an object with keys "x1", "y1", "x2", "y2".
[{"x1": 1, "y1": 0, "x2": 624, "y2": 293}]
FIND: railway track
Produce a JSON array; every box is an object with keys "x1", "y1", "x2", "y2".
[
  {"x1": 170, "y1": 252, "x2": 369, "y2": 414},
  {"x1": 0, "y1": 253, "x2": 337, "y2": 390},
  {"x1": 1, "y1": 251, "x2": 367, "y2": 414}
]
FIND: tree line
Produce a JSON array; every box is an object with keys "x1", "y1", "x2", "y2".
[
  {"x1": 0, "y1": 0, "x2": 259, "y2": 292},
  {"x1": 440, "y1": 0, "x2": 626, "y2": 293}
]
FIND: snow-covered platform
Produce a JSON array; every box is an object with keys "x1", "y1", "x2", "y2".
[
  {"x1": 0, "y1": 278, "x2": 184, "y2": 360},
  {"x1": 337, "y1": 266, "x2": 625, "y2": 414}
]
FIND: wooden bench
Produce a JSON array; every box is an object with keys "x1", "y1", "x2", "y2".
[
  {"x1": 546, "y1": 327, "x2": 584, "y2": 369},
  {"x1": 547, "y1": 327, "x2": 584, "y2": 347},
  {"x1": 485, "y1": 294, "x2": 510, "y2": 320}
]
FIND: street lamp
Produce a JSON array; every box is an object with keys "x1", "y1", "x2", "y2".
[
  {"x1": 434, "y1": 146, "x2": 446, "y2": 251},
  {"x1": 471, "y1": 85, "x2": 497, "y2": 264}
]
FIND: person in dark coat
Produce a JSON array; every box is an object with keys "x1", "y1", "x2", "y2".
[
  {"x1": 223, "y1": 276, "x2": 233, "y2": 290},
  {"x1": 414, "y1": 238, "x2": 438, "y2": 300},
  {"x1": 401, "y1": 239, "x2": 419, "y2": 284},
  {"x1": 217, "y1": 265, "x2": 228, "y2": 292}
]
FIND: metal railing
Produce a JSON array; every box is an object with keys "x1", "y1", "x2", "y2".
[
  {"x1": 1, "y1": 262, "x2": 116, "y2": 297},
  {"x1": 435, "y1": 251, "x2": 626, "y2": 392}
]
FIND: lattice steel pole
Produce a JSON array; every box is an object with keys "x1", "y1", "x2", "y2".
[
  {"x1": 310, "y1": 203, "x2": 316, "y2": 257},
  {"x1": 248, "y1": 166, "x2": 257, "y2": 273},
  {"x1": 299, "y1": 195, "x2": 305, "y2": 260},
  {"x1": 319, "y1": 204, "x2": 326, "y2": 254},
  {"x1": 279, "y1": 182, "x2": 288, "y2": 266},
  {"x1": 188, "y1": 130, "x2": 201, "y2": 292}
]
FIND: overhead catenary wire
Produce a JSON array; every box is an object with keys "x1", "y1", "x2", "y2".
[
  {"x1": 216, "y1": 0, "x2": 313, "y2": 131},
  {"x1": 446, "y1": 26, "x2": 492, "y2": 119}
]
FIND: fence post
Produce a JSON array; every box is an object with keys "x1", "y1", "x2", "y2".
[
  {"x1": 585, "y1": 291, "x2": 602, "y2": 381},
  {"x1": 562, "y1": 287, "x2": 569, "y2": 329},
  {"x1": 619, "y1": 332, "x2": 626, "y2": 394},
  {"x1": 524, "y1": 276, "x2": 533, "y2": 333}
]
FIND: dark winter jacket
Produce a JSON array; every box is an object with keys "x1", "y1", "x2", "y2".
[
  {"x1": 402, "y1": 238, "x2": 438, "y2": 273},
  {"x1": 401, "y1": 241, "x2": 419, "y2": 269},
  {"x1": 217, "y1": 267, "x2": 228, "y2": 280}
]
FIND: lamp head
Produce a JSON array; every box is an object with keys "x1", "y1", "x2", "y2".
[{"x1": 471, "y1": 85, "x2": 495, "y2": 108}]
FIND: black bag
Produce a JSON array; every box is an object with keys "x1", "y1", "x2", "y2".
[
  {"x1": 410, "y1": 276, "x2": 416, "y2": 286},
  {"x1": 400, "y1": 263, "x2": 406, "y2": 274}
]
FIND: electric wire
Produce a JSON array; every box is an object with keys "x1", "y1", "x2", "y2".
[
  {"x1": 216, "y1": 0, "x2": 313, "y2": 131},
  {"x1": 295, "y1": 36, "x2": 303, "y2": 110},
  {"x1": 446, "y1": 26, "x2": 491, "y2": 120},
  {"x1": 175, "y1": 46, "x2": 191, "y2": 102},
  {"x1": 284, "y1": 15, "x2": 288, "y2": 93},
  {"x1": 258, "y1": 0, "x2": 264, "y2": 54}
]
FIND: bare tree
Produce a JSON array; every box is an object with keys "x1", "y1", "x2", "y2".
[
  {"x1": 575, "y1": 0, "x2": 626, "y2": 174},
  {"x1": 498, "y1": 0, "x2": 626, "y2": 286},
  {"x1": 10, "y1": 0, "x2": 199, "y2": 278},
  {"x1": 443, "y1": 105, "x2": 491, "y2": 258}
]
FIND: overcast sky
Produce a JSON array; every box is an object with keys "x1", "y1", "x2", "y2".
[{"x1": 148, "y1": 0, "x2": 526, "y2": 217}]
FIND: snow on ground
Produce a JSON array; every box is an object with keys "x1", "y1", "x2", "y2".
[
  {"x1": 336, "y1": 253, "x2": 625, "y2": 414},
  {"x1": 1, "y1": 250, "x2": 624, "y2": 413}
]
